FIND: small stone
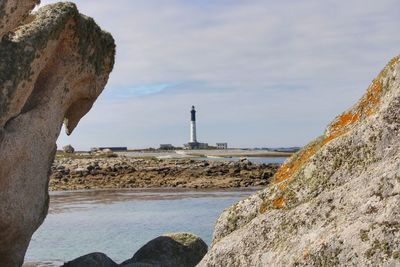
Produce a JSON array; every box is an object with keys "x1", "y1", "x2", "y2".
[{"x1": 62, "y1": 144, "x2": 75, "y2": 154}]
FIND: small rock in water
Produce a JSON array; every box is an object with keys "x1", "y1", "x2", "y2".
[
  {"x1": 121, "y1": 232, "x2": 208, "y2": 267},
  {"x1": 63, "y1": 145, "x2": 75, "y2": 154}
]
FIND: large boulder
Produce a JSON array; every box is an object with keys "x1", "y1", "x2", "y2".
[
  {"x1": 121, "y1": 233, "x2": 208, "y2": 267},
  {"x1": 0, "y1": 1, "x2": 115, "y2": 266},
  {"x1": 199, "y1": 56, "x2": 400, "y2": 266},
  {"x1": 62, "y1": 252, "x2": 118, "y2": 267}
]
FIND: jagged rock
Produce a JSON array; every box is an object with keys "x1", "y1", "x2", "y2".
[
  {"x1": 199, "y1": 56, "x2": 400, "y2": 266},
  {"x1": 121, "y1": 233, "x2": 208, "y2": 267},
  {"x1": 62, "y1": 252, "x2": 118, "y2": 267},
  {"x1": 63, "y1": 144, "x2": 75, "y2": 154},
  {"x1": 0, "y1": 1, "x2": 115, "y2": 266}
]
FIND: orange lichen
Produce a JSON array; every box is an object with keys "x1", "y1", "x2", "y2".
[
  {"x1": 274, "y1": 139, "x2": 321, "y2": 185},
  {"x1": 264, "y1": 57, "x2": 398, "y2": 212},
  {"x1": 272, "y1": 196, "x2": 285, "y2": 209},
  {"x1": 278, "y1": 183, "x2": 287, "y2": 191},
  {"x1": 324, "y1": 67, "x2": 384, "y2": 145},
  {"x1": 323, "y1": 111, "x2": 360, "y2": 145},
  {"x1": 303, "y1": 248, "x2": 310, "y2": 258},
  {"x1": 259, "y1": 201, "x2": 268, "y2": 214},
  {"x1": 389, "y1": 56, "x2": 399, "y2": 69}
]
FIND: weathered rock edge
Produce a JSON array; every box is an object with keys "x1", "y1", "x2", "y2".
[
  {"x1": 199, "y1": 56, "x2": 400, "y2": 266},
  {"x1": 0, "y1": 1, "x2": 115, "y2": 266}
]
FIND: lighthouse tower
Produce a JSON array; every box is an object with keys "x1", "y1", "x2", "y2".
[
  {"x1": 184, "y1": 106, "x2": 207, "y2": 149},
  {"x1": 190, "y1": 106, "x2": 197, "y2": 143}
]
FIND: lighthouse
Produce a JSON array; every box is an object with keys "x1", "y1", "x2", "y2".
[
  {"x1": 184, "y1": 106, "x2": 208, "y2": 149},
  {"x1": 190, "y1": 106, "x2": 197, "y2": 143}
]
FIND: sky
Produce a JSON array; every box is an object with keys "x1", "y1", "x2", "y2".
[{"x1": 38, "y1": 0, "x2": 400, "y2": 150}]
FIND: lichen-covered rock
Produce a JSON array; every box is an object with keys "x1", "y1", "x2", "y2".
[
  {"x1": 199, "y1": 56, "x2": 400, "y2": 266},
  {"x1": 0, "y1": 2, "x2": 115, "y2": 266},
  {"x1": 121, "y1": 233, "x2": 208, "y2": 267}
]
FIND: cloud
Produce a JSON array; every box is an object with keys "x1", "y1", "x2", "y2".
[
  {"x1": 37, "y1": 0, "x2": 400, "y2": 149},
  {"x1": 103, "y1": 83, "x2": 180, "y2": 98}
]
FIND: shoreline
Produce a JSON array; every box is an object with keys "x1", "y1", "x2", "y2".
[
  {"x1": 49, "y1": 186, "x2": 263, "y2": 194},
  {"x1": 115, "y1": 149, "x2": 294, "y2": 160}
]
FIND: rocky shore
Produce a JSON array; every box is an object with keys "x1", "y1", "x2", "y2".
[{"x1": 49, "y1": 155, "x2": 280, "y2": 191}]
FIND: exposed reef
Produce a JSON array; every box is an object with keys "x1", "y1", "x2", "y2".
[
  {"x1": 49, "y1": 155, "x2": 279, "y2": 190},
  {"x1": 199, "y1": 56, "x2": 400, "y2": 266},
  {"x1": 0, "y1": 1, "x2": 115, "y2": 266}
]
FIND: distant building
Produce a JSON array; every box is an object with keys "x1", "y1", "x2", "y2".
[
  {"x1": 184, "y1": 106, "x2": 209, "y2": 149},
  {"x1": 184, "y1": 142, "x2": 209, "y2": 150},
  {"x1": 159, "y1": 144, "x2": 175, "y2": 150},
  {"x1": 216, "y1": 143, "x2": 228, "y2": 149}
]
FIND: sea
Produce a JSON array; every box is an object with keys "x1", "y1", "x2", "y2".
[{"x1": 25, "y1": 188, "x2": 260, "y2": 264}]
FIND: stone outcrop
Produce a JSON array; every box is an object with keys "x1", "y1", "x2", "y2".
[
  {"x1": 199, "y1": 56, "x2": 400, "y2": 266},
  {"x1": 0, "y1": 1, "x2": 115, "y2": 266}
]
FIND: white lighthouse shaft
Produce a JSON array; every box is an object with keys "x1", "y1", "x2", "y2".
[
  {"x1": 190, "y1": 106, "x2": 197, "y2": 143},
  {"x1": 190, "y1": 121, "x2": 197, "y2": 143}
]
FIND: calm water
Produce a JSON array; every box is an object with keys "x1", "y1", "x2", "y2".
[
  {"x1": 195, "y1": 156, "x2": 287, "y2": 164},
  {"x1": 25, "y1": 188, "x2": 259, "y2": 264}
]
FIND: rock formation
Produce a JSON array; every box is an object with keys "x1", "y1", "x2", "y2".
[
  {"x1": 62, "y1": 233, "x2": 207, "y2": 267},
  {"x1": 199, "y1": 56, "x2": 400, "y2": 266},
  {"x1": 121, "y1": 233, "x2": 208, "y2": 267},
  {"x1": 0, "y1": 1, "x2": 115, "y2": 266}
]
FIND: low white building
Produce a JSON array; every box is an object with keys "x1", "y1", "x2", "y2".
[{"x1": 216, "y1": 143, "x2": 228, "y2": 149}]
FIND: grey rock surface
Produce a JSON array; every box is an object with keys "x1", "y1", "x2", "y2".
[
  {"x1": 121, "y1": 233, "x2": 208, "y2": 267},
  {"x1": 199, "y1": 56, "x2": 400, "y2": 266},
  {"x1": 0, "y1": 1, "x2": 115, "y2": 266}
]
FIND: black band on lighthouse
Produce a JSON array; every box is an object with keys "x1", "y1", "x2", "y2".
[{"x1": 191, "y1": 106, "x2": 196, "y2": 121}]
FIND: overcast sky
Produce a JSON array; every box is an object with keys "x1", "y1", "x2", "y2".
[{"x1": 39, "y1": 0, "x2": 400, "y2": 150}]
